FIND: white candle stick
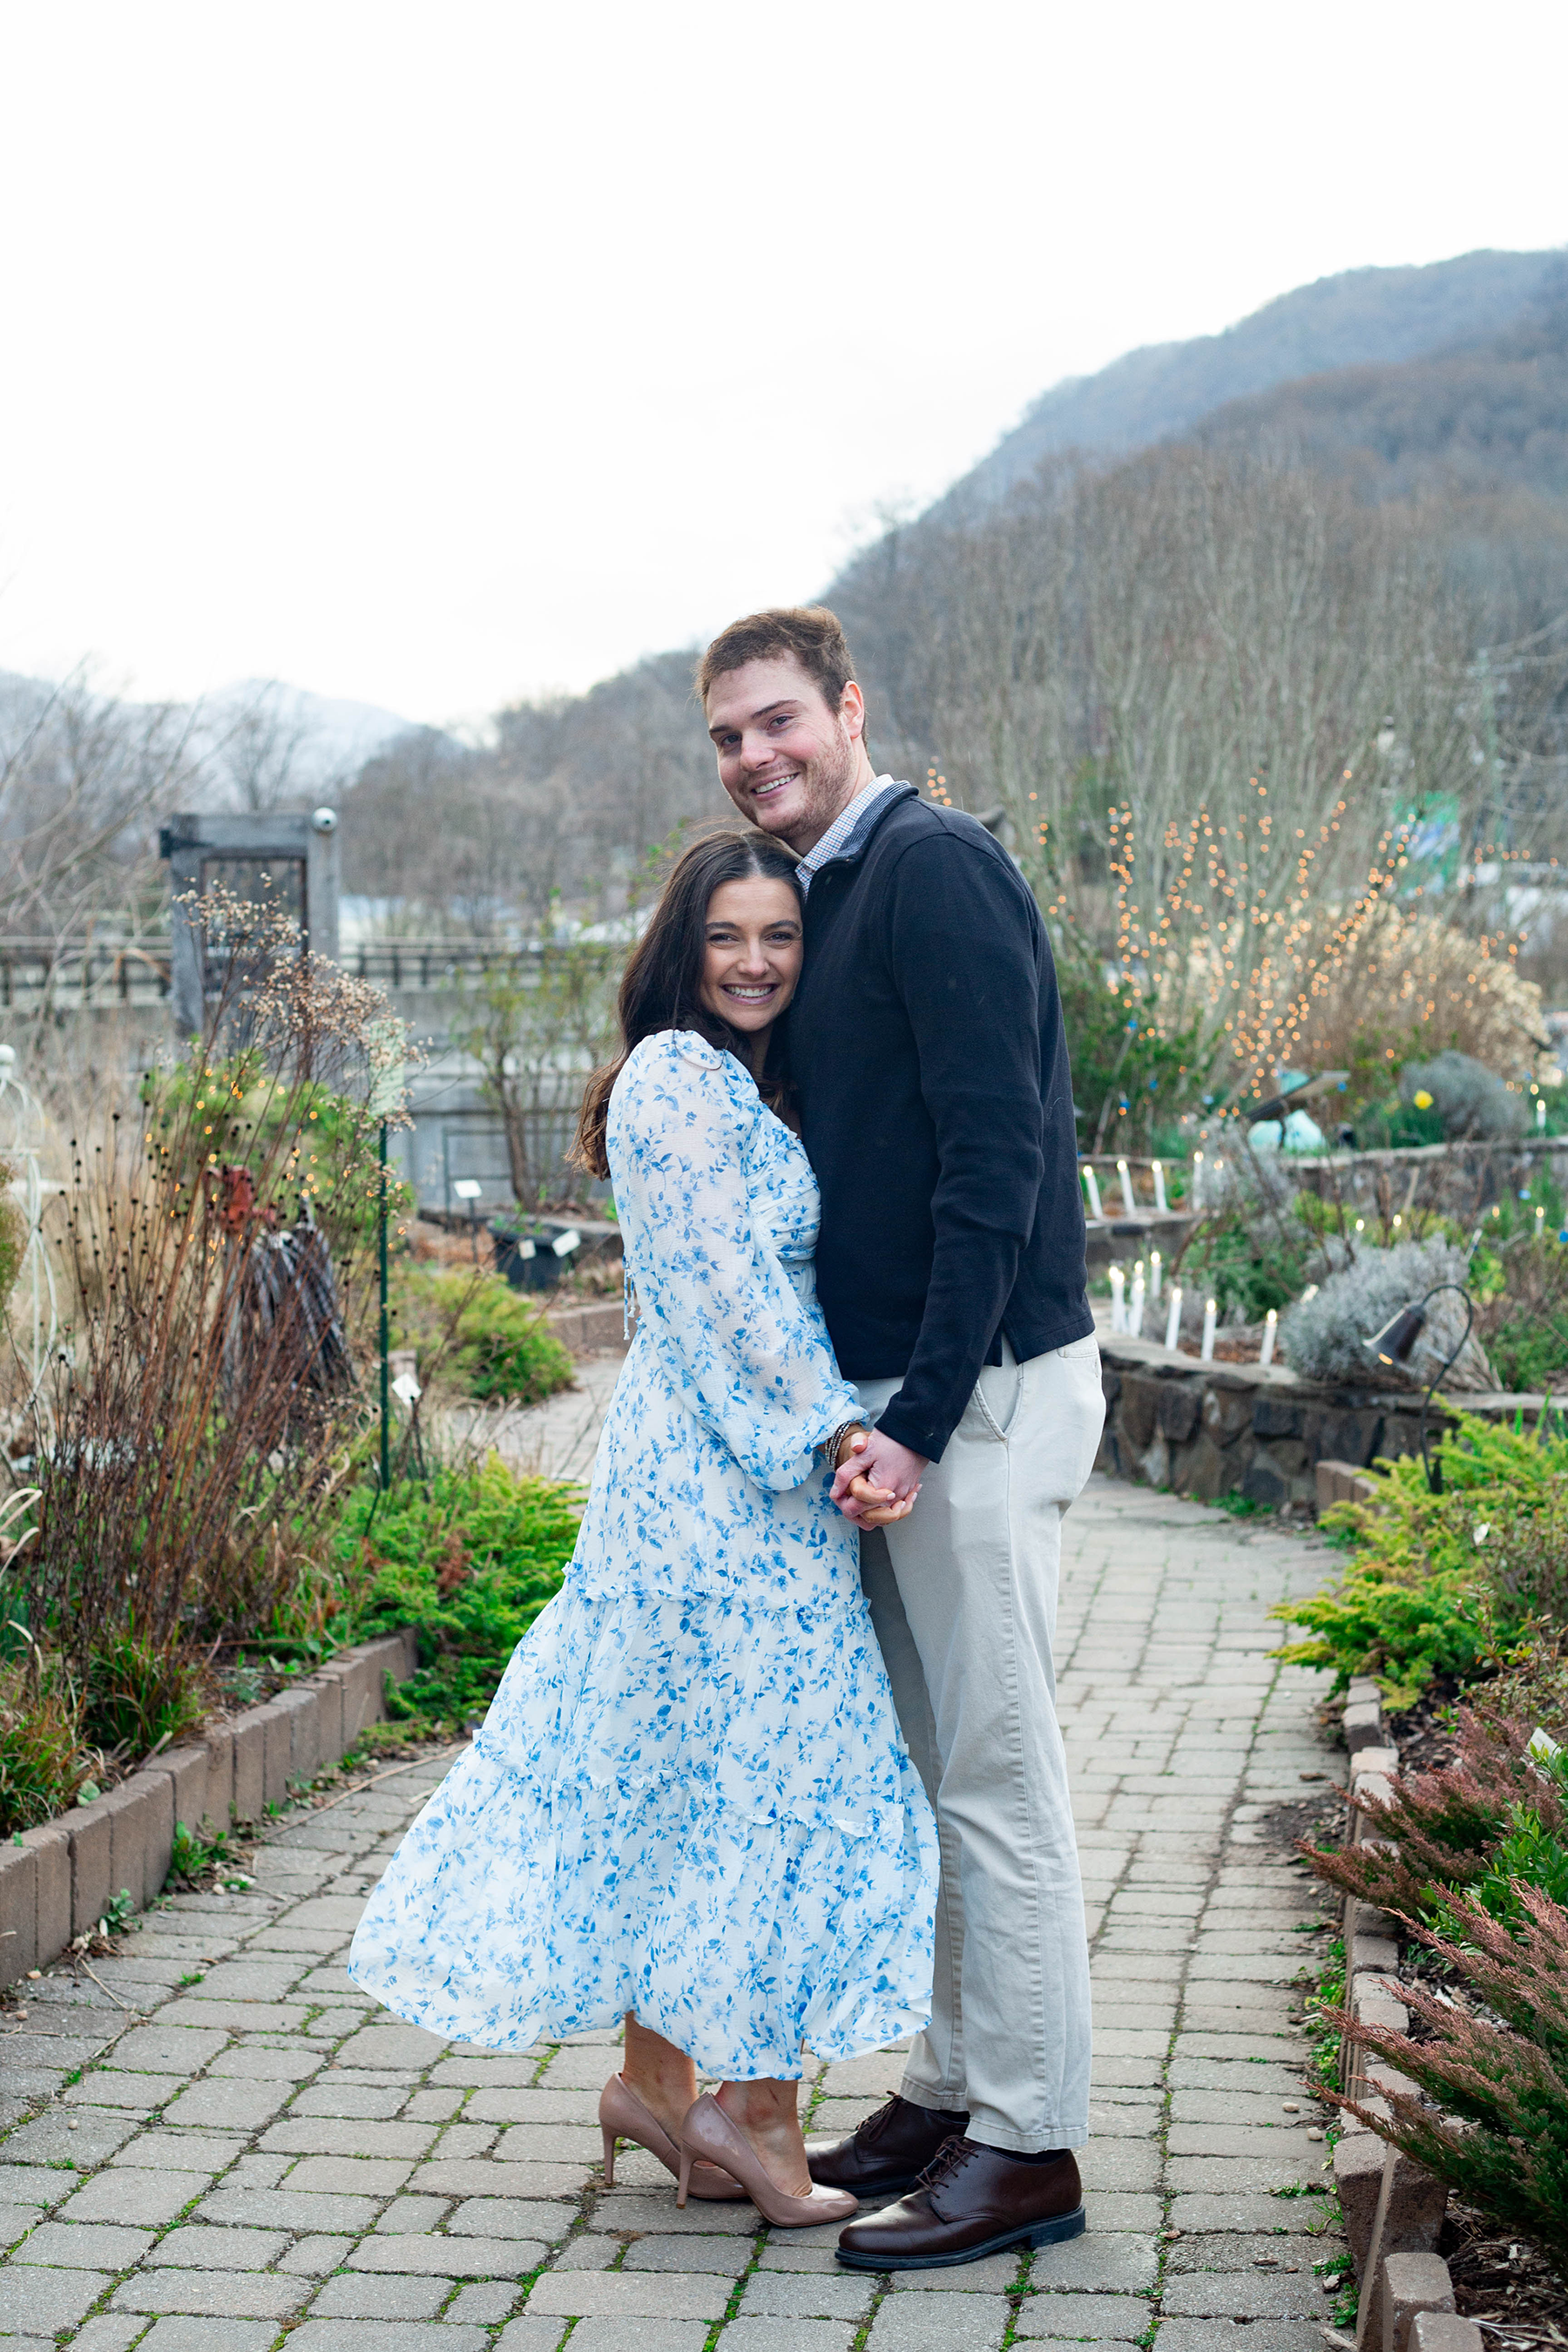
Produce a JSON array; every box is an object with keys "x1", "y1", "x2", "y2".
[
  {"x1": 1200, "y1": 1298, "x2": 1217, "y2": 1361},
  {"x1": 1149, "y1": 1248, "x2": 1162, "y2": 1302},
  {"x1": 1109, "y1": 1265, "x2": 1126, "y2": 1331},
  {"x1": 1539, "y1": 1098, "x2": 1547, "y2": 1132},
  {"x1": 1192, "y1": 1151, "x2": 1204, "y2": 1210},
  {"x1": 1117, "y1": 1157, "x2": 1137, "y2": 1215},
  {"x1": 1081, "y1": 1164, "x2": 1104, "y2": 1221},
  {"x1": 1152, "y1": 1159, "x2": 1167, "y2": 1212},
  {"x1": 1129, "y1": 1267, "x2": 1146, "y2": 1337},
  {"x1": 1165, "y1": 1286, "x2": 1183, "y2": 1351},
  {"x1": 1259, "y1": 1307, "x2": 1277, "y2": 1367}
]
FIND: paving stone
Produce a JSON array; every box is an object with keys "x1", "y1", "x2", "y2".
[
  {"x1": 310, "y1": 2269, "x2": 454, "y2": 2315},
  {"x1": 449, "y1": 2194, "x2": 576, "y2": 2240},
  {"x1": 260, "y1": 2116, "x2": 436, "y2": 2159},
  {"x1": 722, "y1": 2325, "x2": 855, "y2": 2352},
  {"x1": 1031, "y1": 2231, "x2": 1159, "y2": 2290},
  {"x1": 866, "y1": 2292, "x2": 1009, "y2": 2349},
  {"x1": 886, "y1": 2250, "x2": 1024, "y2": 2292},
  {"x1": 348, "y1": 2231, "x2": 547, "y2": 2274},
  {"x1": 374, "y1": 2193, "x2": 452, "y2": 2233},
  {"x1": 1151, "y1": 2324, "x2": 1321, "y2": 2352},
  {"x1": 109, "y1": 2129, "x2": 247, "y2": 2172},
  {"x1": 197, "y1": 2186, "x2": 380, "y2": 2232},
  {"x1": 585, "y1": 2191, "x2": 759, "y2": 2234},
  {"x1": 288, "y1": 2328, "x2": 489, "y2": 2351},
  {"x1": 623, "y1": 2231, "x2": 754, "y2": 2274},
  {"x1": 738, "y1": 2268, "x2": 875, "y2": 2317},
  {"x1": 1014, "y1": 2289, "x2": 1152, "y2": 2336},
  {"x1": 545, "y1": 2326, "x2": 701, "y2": 2352},
  {"x1": 159, "y1": 2080, "x2": 293, "y2": 2131},
  {"x1": 110, "y1": 2270, "x2": 308, "y2": 2317},
  {"x1": 145, "y1": 2222, "x2": 292, "y2": 2267},
  {"x1": 13, "y1": 2216, "x2": 157, "y2": 2267},
  {"x1": 449, "y1": 2278, "x2": 524, "y2": 2322},
  {"x1": 137, "y1": 2324, "x2": 281, "y2": 2351},
  {"x1": 51, "y1": 2166, "x2": 191, "y2": 2227},
  {"x1": 1162, "y1": 2268, "x2": 1324, "y2": 2316},
  {"x1": 0, "y1": 2262, "x2": 112, "y2": 2333},
  {"x1": 526, "y1": 2268, "x2": 731, "y2": 2318},
  {"x1": 283, "y1": 2153, "x2": 417, "y2": 2194},
  {"x1": 72, "y1": 2318, "x2": 147, "y2": 2352}
]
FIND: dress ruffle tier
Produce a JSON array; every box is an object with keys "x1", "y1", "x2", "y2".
[{"x1": 348, "y1": 1579, "x2": 936, "y2": 2074}]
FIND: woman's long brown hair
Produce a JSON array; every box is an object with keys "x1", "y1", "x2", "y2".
[{"x1": 570, "y1": 827, "x2": 804, "y2": 1181}]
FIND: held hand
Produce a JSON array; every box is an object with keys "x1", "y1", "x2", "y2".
[{"x1": 832, "y1": 1428, "x2": 928, "y2": 1525}]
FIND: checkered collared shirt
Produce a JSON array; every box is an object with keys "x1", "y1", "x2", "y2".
[{"x1": 794, "y1": 776, "x2": 899, "y2": 896}]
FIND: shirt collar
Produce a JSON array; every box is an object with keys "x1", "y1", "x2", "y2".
[{"x1": 795, "y1": 776, "x2": 899, "y2": 894}]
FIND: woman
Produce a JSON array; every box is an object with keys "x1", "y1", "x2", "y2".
[{"x1": 348, "y1": 829, "x2": 938, "y2": 2227}]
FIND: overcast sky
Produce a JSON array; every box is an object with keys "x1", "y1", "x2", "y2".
[{"x1": 1, "y1": 0, "x2": 1565, "y2": 732}]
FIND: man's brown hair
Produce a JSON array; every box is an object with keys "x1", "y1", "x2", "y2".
[{"x1": 695, "y1": 605, "x2": 860, "y2": 721}]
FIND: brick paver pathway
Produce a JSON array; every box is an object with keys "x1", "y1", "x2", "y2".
[{"x1": 0, "y1": 1477, "x2": 1344, "y2": 2351}]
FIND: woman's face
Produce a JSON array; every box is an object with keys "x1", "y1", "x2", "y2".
[{"x1": 698, "y1": 875, "x2": 803, "y2": 1038}]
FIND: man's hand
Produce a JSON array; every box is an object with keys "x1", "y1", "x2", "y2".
[{"x1": 833, "y1": 1427, "x2": 928, "y2": 1526}]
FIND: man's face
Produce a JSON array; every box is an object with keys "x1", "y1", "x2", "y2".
[{"x1": 706, "y1": 656, "x2": 865, "y2": 854}]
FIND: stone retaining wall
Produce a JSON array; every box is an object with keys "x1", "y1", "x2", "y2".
[
  {"x1": 1096, "y1": 1335, "x2": 1437, "y2": 1511},
  {"x1": 0, "y1": 1628, "x2": 416, "y2": 1992},
  {"x1": 1096, "y1": 1333, "x2": 1566, "y2": 1512}
]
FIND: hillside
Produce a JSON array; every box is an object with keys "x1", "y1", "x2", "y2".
[
  {"x1": 1195, "y1": 268, "x2": 1568, "y2": 504},
  {"x1": 953, "y1": 247, "x2": 1563, "y2": 505}
]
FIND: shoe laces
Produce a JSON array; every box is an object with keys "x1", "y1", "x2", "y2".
[
  {"x1": 915, "y1": 2133, "x2": 973, "y2": 2193},
  {"x1": 854, "y1": 2097, "x2": 902, "y2": 2147}
]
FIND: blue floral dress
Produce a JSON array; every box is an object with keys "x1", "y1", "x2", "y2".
[{"x1": 348, "y1": 1031, "x2": 938, "y2": 2078}]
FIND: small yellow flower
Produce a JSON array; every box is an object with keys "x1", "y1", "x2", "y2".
[{"x1": 1414, "y1": 1090, "x2": 1433, "y2": 1109}]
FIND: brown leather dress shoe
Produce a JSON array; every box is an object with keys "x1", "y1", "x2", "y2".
[
  {"x1": 805, "y1": 2094, "x2": 969, "y2": 2196},
  {"x1": 835, "y1": 2136, "x2": 1085, "y2": 2270}
]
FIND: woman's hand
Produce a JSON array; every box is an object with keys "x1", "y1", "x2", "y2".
[{"x1": 834, "y1": 1429, "x2": 921, "y2": 1527}]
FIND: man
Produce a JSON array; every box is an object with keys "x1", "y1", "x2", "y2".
[{"x1": 700, "y1": 605, "x2": 1105, "y2": 2271}]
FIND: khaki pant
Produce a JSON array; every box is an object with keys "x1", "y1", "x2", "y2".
[{"x1": 855, "y1": 1335, "x2": 1104, "y2": 2151}]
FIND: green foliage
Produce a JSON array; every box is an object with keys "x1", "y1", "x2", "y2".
[
  {"x1": 0, "y1": 1659, "x2": 87, "y2": 1835},
  {"x1": 141, "y1": 1056, "x2": 412, "y2": 1250},
  {"x1": 1051, "y1": 925, "x2": 1215, "y2": 1154},
  {"x1": 1179, "y1": 1201, "x2": 1315, "y2": 1325},
  {"x1": 80, "y1": 1625, "x2": 206, "y2": 1761},
  {"x1": 394, "y1": 1267, "x2": 576, "y2": 1405},
  {"x1": 1272, "y1": 1411, "x2": 1568, "y2": 1706},
  {"x1": 0, "y1": 1159, "x2": 23, "y2": 1311},
  {"x1": 166, "y1": 1816, "x2": 243, "y2": 1892},
  {"x1": 335, "y1": 1456, "x2": 582, "y2": 1732}
]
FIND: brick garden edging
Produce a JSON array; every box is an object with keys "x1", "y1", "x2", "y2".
[
  {"x1": 0, "y1": 1627, "x2": 417, "y2": 1991},
  {"x1": 1328, "y1": 1679, "x2": 1484, "y2": 2352}
]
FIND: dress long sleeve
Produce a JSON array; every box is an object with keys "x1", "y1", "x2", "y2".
[{"x1": 609, "y1": 1033, "x2": 862, "y2": 1490}]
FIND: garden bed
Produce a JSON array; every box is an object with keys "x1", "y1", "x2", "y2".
[{"x1": 0, "y1": 1627, "x2": 416, "y2": 1990}]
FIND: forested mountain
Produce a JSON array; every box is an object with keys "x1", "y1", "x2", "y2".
[{"x1": 953, "y1": 247, "x2": 1563, "y2": 504}]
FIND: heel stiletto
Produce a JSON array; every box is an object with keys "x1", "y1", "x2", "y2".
[
  {"x1": 678, "y1": 2092, "x2": 858, "y2": 2227},
  {"x1": 598, "y1": 2073, "x2": 745, "y2": 2201}
]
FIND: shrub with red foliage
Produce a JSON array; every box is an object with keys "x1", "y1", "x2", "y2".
[
  {"x1": 1330, "y1": 1882, "x2": 1568, "y2": 2282},
  {"x1": 1305, "y1": 1707, "x2": 1562, "y2": 1920}
]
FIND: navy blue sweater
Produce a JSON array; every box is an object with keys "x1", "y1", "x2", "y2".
[{"x1": 789, "y1": 785, "x2": 1092, "y2": 1462}]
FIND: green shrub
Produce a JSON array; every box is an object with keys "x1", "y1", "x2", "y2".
[
  {"x1": 1272, "y1": 1410, "x2": 1568, "y2": 1706},
  {"x1": 0, "y1": 1659, "x2": 88, "y2": 1835},
  {"x1": 394, "y1": 1268, "x2": 576, "y2": 1406},
  {"x1": 334, "y1": 1456, "x2": 582, "y2": 1731},
  {"x1": 80, "y1": 1625, "x2": 206, "y2": 1762}
]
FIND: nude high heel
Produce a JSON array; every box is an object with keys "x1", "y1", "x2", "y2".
[
  {"x1": 678, "y1": 2092, "x2": 858, "y2": 2227},
  {"x1": 598, "y1": 2073, "x2": 746, "y2": 2200}
]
